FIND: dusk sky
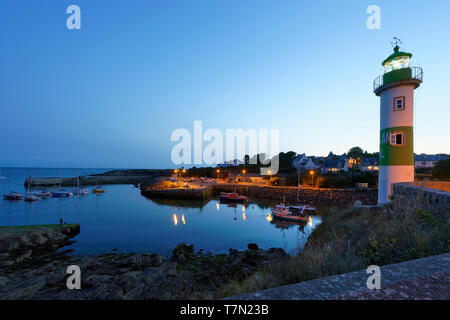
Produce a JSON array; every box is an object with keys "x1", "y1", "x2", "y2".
[{"x1": 1, "y1": 0, "x2": 449, "y2": 169}]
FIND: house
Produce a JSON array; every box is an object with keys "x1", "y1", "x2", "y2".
[
  {"x1": 321, "y1": 155, "x2": 349, "y2": 173},
  {"x1": 292, "y1": 154, "x2": 319, "y2": 171},
  {"x1": 217, "y1": 159, "x2": 245, "y2": 168},
  {"x1": 414, "y1": 154, "x2": 449, "y2": 168},
  {"x1": 361, "y1": 158, "x2": 379, "y2": 172},
  {"x1": 227, "y1": 172, "x2": 264, "y2": 183}
]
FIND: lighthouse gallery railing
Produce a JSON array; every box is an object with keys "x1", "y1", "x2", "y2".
[{"x1": 373, "y1": 66, "x2": 423, "y2": 92}]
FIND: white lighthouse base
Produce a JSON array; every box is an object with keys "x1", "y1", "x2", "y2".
[{"x1": 378, "y1": 165, "x2": 414, "y2": 204}]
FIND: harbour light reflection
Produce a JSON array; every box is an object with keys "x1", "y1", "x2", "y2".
[
  {"x1": 173, "y1": 214, "x2": 178, "y2": 226},
  {"x1": 182, "y1": 214, "x2": 186, "y2": 225}
]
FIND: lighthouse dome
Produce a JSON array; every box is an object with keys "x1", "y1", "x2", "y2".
[{"x1": 382, "y1": 46, "x2": 412, "y2": 72}]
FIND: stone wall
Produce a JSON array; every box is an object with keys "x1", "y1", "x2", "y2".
[
  {"x1": 214, "y1": 184, "x2": 377, "y2": 207},
  {"x1": 392, "y1": 183, "x2": 450, "y2": 217}
]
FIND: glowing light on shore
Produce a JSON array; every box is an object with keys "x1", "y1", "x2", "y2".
[
  {"x1": 182, "y1": 214, "x2": 186, "y2": 225},
  {"x1": 308, "y1": 216, "x2": 312, "y2": 227},
  {"x1": 173, "y1": 214, "x2": 178, "y2": 226},
  {"x1": 266, "y1": 214, "x2": 273, "y2": 222}
]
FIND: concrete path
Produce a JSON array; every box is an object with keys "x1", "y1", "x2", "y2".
[{"x1": 226, "y1": 253, "x2": 450, "y2": 300}]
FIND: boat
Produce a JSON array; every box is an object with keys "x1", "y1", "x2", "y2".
[
  {"x1": 30, "y1": 190, "x2": 52, "y2": 198},
  {"x1": 51, "y1": 190, "x2": 73, "y2": 197},
  {"x1": 288, "y1": 204, "x2": 317, "y2": 215},
  {"x1": 72, "y1": 172, "x2": 89, "y2": 196},
  {"x1": 3, "y1": 170, "x2": 23, "y2": 200},
  {"x1": 219, "y1": 192, "x2": 247, "y2": 203},
  {"x1": 73, "y1": 188, "x2": 89, "y2": 196},
  {"x1": 92, "y1": 186, "x2": 105, "y2": 194},
  {"x1": 3, "y1": 192, "x2": 23, "y2": 201},
  {"x1": 271, "y1": 204, "x2": 308, "y2": 223},
  {"x1": 24, "y1": 194, "x2": 38, "y2": 202}
]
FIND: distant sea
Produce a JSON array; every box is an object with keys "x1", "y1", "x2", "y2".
[{"x1": 0, "y1": 167, "x2": 322, "y2": 256}]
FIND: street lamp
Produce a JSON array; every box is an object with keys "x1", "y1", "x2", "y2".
[
  {"x1": 216, "y1": 169, "x2": 220, "y2": 180},
  {"x1": 310, "y1": 170, "x2": 314, "y2": 188},
  {"x1": 242, "y1": 169, "x2": 246, "y2": 182}
]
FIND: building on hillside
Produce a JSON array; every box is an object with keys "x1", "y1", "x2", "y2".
[
  {"x1": 414, "y1": 154, "x2": 449, "y2": 168},
  {"x1": 217, "y1": 159, "x2": 245, "y2": 168},
  {"x1": 347, "y1": 157, "x2": 359, "y2": 169},
  {"x1": 361, "y1": 158, "x2": 379, "y2": 171},
  {"x1": 321, "y1": 156, "x2": 349, "y2": 173},
  {"x1": 227, "y1": 172, "x2": 264, "y2": 183},
  {"x1": 292, "y1": 154, "x2": 319, "y2": 171}
]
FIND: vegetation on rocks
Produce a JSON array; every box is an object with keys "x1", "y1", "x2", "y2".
[{"x1": 215, "y1": 205, "x2": 449, "y2": 298}]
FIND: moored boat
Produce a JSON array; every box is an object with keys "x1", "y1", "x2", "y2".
[
  {"x1": 72, "y1": 171, "x2": 89, "y2": 196},
  {"x1": 73, "y1": 188, "x2": 89, "y2": 196},
  {"x1": 24, "y1": 193, "x2": 38, "y2": 201},
  {"x1": 30, "y1": 190, "x2": 52, "y2": 198},
  {"x1": 92, "y1": 187, "x2": 105, "y2": 194},
  {"x1": 270, "y1": 205, "x2": 308, "y2": 223},
  {"x1": 3, "y1": 192, "x2": 23, "y2": 200},
  {"x1": 289, "y1": 204, "x2": 317, "y2": 215},
  {"x1": 51, "y1": 190, "x2": 73, "y2": 197},
  {"x1": 219, "y1": 192, "x2": 247, "y2": 203}
]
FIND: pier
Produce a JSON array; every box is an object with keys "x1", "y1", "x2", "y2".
[{"x1": 140, "y1": 182, "x2": 378, "y2": 207}]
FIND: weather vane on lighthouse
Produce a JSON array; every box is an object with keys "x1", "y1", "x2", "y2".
[{"x1": 391, "y1": 37, "x2": 402, "y2": 48}]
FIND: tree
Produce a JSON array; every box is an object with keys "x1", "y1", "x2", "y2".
[
  {"x1": 432, "y1": 158, "x2": 450, "y2": 180},
  {"x1": 347, "y1": 147, "x2": 364, "y2": 166}
]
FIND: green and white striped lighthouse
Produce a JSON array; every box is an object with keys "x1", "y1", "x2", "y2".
[{"x1": 373, "y1": 41, "x2": 423, "y2": 204}]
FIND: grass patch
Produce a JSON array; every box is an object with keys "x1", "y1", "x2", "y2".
[{"x1": 215, "y1": 206, "x2": 450, "y2": 298}]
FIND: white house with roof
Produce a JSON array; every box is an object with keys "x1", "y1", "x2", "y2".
[
  {"x1": 414, "y1": 154, "x2": 449, "y2": 168},
  {"x1": 292, "y1": 154, "x2": 319, "y2": 171},
  {"x1": 321, "y1": 155, "x2": 349, "y2": 173},
  {"x1": 217, "y1": 159, "x2": 245, "y2": 168}
]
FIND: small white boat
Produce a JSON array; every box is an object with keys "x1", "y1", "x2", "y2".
[
  {"x1": 24, "y1": 193, "x2": 38, "y2": 202},
  {"x1": 289, "y1": 205, "x2": 317, "y2": 215},
  {"x1": 72, "y1": 188, "x2": 89, "y2": 196},
  {"x1": 51, "y1": 190, "x2": 73, "y2": 197},
  {"x1": 3, "y1": 192, "x2": 23, "y2": 200},
  {"x1": 72, "y1": 171, "x2": 88, "y2": 196},
  {"x1": 30, "y1": 190, "x2": 52, "y2": 198}
]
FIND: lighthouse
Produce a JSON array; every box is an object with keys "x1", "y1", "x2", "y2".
[{"x1": 373, "y1": 40, "x2": 423, "y2": 204}]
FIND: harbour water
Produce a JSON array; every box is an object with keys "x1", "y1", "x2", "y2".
[{"x1": 0, "y1": 167, "x2": 322, "y2": 256}]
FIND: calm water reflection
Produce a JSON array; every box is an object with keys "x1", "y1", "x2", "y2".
[{"x1": 1, "y1": 168, "x2": 322, "y2": 256}]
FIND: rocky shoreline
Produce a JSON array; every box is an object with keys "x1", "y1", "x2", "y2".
[{"x1": 0, "y1": 225, "x2": 288, "y2": 300}]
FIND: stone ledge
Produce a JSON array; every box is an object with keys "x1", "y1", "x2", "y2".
[{"x1": 225, "y1": 253, "x2": 450, "y2": 300}]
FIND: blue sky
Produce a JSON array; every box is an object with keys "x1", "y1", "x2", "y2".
[{"x1": 1, "y1": 0, "x2": 449, "y2": 168}]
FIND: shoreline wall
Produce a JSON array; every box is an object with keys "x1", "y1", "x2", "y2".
[
  {"x1": 392, "y1": 183, "x2": 450, "y2": 217},
  {"x1": 141, "y1": 184, "x2": 378, "y2": 207}
]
